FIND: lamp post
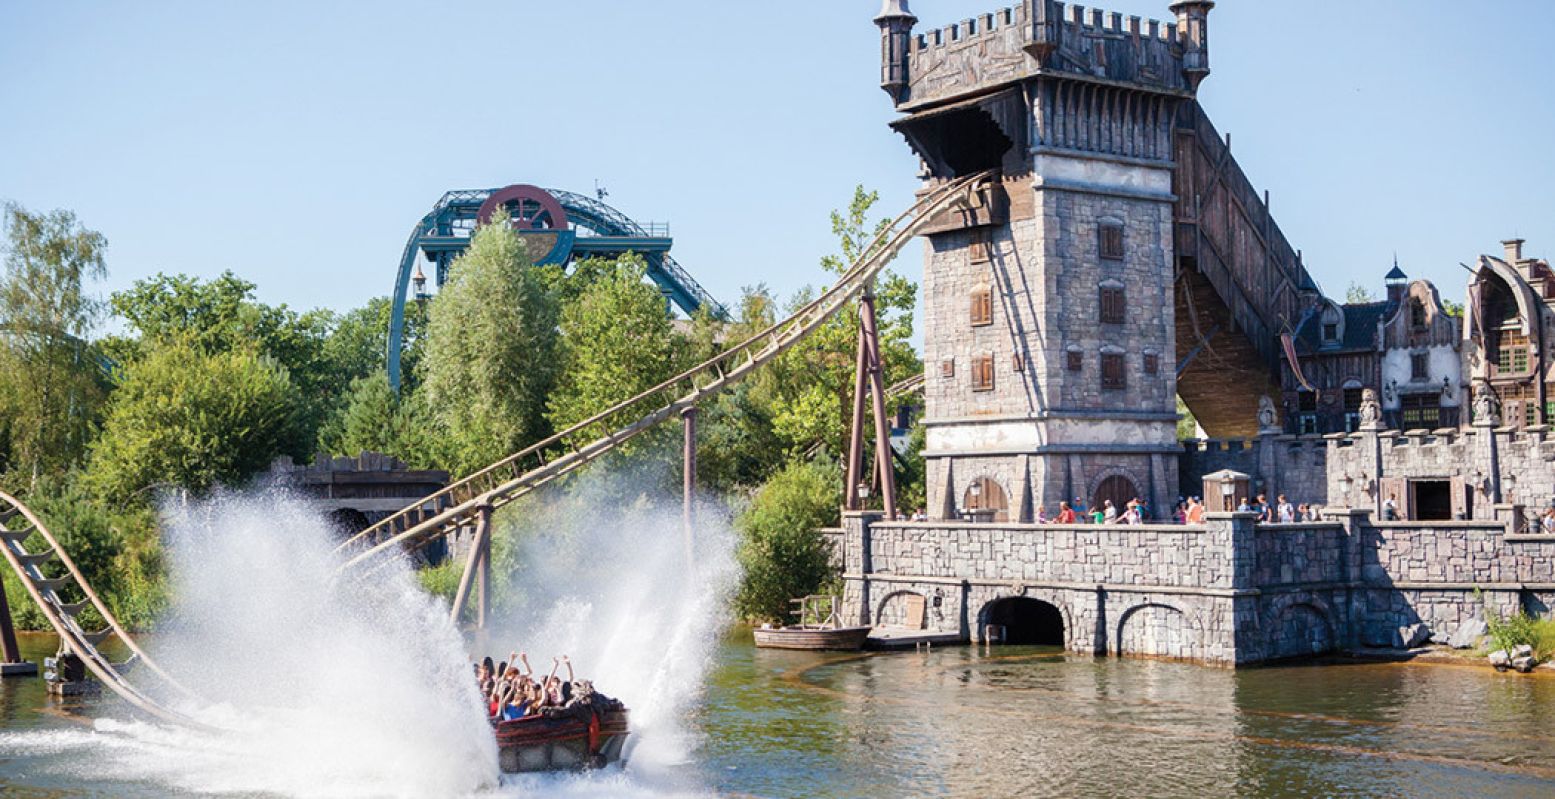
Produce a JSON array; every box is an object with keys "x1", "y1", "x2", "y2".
[{"x1": 1218, "y1": 475, "x2": 1236, "y2": 512}]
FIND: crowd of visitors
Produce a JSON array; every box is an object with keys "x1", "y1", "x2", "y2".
[
  {"x1": 475, "y1": 652, "x2": 579, "y2": 721},
  {"x1": 895, "y1": 492, "x2": 1326, "y2": 526}
]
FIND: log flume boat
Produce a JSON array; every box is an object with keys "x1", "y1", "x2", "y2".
[{"x1": 494, "y1": 706, "x2": 630, "y2": 773}]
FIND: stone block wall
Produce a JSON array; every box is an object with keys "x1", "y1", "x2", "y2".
[
  {"x1": 1325, "y1": 427, "x2": 1555, "y2": 516},
  {"x1": 837, "y1": 508, "x2": 1555, "y2": 666},
  {"x1": 1178, "y1": 435, "x2": 1329, "y2": 505}
]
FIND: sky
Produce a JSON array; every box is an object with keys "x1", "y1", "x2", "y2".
[{"x1": 2, "y1": 1, "x2": 1552, "y2": 344}]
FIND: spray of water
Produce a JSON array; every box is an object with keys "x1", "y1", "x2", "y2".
[
  {"x1": 477, "y1": 468, "x2": 742, "y2": 795},
  {"x1": 0, "y1": 468, "x2": 741, "y2": 798}
]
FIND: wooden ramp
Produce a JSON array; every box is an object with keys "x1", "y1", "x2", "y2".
[{"x1": 0, "y1": 492, "x2": 209, "y2": 728}]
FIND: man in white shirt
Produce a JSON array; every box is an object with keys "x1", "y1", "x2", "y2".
[{"x1": 1277, "y1": 494, "x2": 1295, "y2": 524}]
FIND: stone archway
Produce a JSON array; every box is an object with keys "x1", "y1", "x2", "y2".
[
  {"x1": 981, "y1": 596, "x2": 1064, "y2": 645},
  {"x1": 1268, "y1": 601, "x2": 1335, "y2": 659},
  {"x1": 1116, "y1": 603, "x2": 1199, "y2": 660},
  {"x1": 963, "y1": 476, "x2": 1009, "y2": 522},
  {"x1": 1092, "y1": 474, "x2": 1138, "y2": 519}
]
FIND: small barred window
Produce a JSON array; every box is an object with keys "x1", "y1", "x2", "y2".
[{"x1": 1066, "y1": 350, "x2": 1083, "y2": 372}]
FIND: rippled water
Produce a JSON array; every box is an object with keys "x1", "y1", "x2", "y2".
[{"x1": 2, "y1": 631, "x2": 1552, "y2": 798}]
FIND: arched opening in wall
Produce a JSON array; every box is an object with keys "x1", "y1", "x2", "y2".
[
  {"x1": 1269, "y1": 603, "x2": 1335, "y2": 660},
  {"x1": 962, "y1": 477, "x2": 1008, "y2": 522},
  {"x1": 1093, "y1": 475, "x2": 1138, "y2": 518},
  {"x1": 325, "y1": 508, "x2": 370, "y2": 540},
  {"x1": 983, "y1": 597, "x2": 1064, "y2": 646}
]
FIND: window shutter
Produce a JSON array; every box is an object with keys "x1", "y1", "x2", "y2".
[
  {"x1": 972, "y1": 354, "x2": 995, "y2": 391},
  {"x1": 970, "y1": 286, "x2": 993, "y2": 327},
  {"x1": 1101, "y1": 352, "x2": 1125, "y2": 390},
  {"x1": 1099, "y1": 224, "x2": 1125, "y2": 260},
  {"x1": 1099, "y1": 286, "x2": 1125, "y2": 324}
]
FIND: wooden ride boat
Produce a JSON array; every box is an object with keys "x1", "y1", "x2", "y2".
[
  {"x1": 753, "y1": 624, "x2": 871, "y2": 650},
  {"x1": 493, "y1": 707, "x2": 630, "y2": 773},
  {"x1": 753, "y1": 595, "x2": 871, "y2": 651}
]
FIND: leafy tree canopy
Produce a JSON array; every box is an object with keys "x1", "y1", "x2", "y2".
[
  {"x1": 419, "y1": 211, "x2": 560, "y2": 475},
  {"x1": 0, "y1": 203, "x2": 111, "y2": 482},
  {"x1": 83, "y1": 338, "x2": 306, "y2": 503},
  {"x1": 733, "y1": 458, "x2": 842, "y2": 623}
]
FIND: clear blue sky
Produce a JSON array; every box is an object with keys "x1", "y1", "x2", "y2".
[{"x1": 2, "y1": 1, "x2": 1551, "y2": 342}]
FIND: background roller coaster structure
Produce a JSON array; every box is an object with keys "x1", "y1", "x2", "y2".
[
  {"x1": 388, "y1": 184, "x2": 730, "y2": 390},
  {"x1": 0, "y1": 172, "x2": 993, "y2": 727}
]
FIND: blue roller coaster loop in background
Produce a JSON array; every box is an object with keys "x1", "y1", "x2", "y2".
[{"x1": 387, "y1": 184, "x2": 728, "y2": 390}]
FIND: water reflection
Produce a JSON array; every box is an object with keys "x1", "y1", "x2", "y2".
[
  {"x1": 2, "y1": 631, "x2": 1553, "y2": 798},
  {"x1": 698, "y1": 633, "x2": 1555, "y2": 799}
]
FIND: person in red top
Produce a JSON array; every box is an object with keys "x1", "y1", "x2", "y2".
[{"x1": 1055, "y1": 501, "x2": 1077, "y2": 524}]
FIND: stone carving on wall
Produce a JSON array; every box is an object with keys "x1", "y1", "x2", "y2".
[
  {"x1": 1257, "y1": 395, "x2": 1279, "y2": 434},
  {"x1": 1358, "y1": 388, "x2": 1383, "y2": 429},
  {"x1": 1472, "y1": 381, "x2": 1500, "y2": 427}
]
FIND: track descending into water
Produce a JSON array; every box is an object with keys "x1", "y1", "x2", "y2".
[
  {"x1": 0, "y1": 493, "x2": 205, "y2": 727},
  {"x1": 0, "y1": 172, "x2": 992, "y2": 725}
]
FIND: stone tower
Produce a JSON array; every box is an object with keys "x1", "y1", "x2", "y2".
[{"x1": 877, "y1": 1, "x2": 1218, "y2": 520}]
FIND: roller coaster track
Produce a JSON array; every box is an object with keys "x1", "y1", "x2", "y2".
[
  {"x1": 0, "y1": 173, "x2": 988, "y2": 724},
  {"x1": 335, "y1": 172, "x2": 994, "y2": 577},
  {"x1": 0, "y1": 492, "x2": 207, "y2": 727}
]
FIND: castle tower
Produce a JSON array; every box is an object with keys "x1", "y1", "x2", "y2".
[
  {"x1": 875, "y1": 1, "x2": 917, "y2": 104},
  {"x1": 881, "y1": 1, "x2": 1218, "y2": 520}
]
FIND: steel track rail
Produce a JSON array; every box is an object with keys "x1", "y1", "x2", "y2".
[
  {"x1": 335, "y1": 173, "x2": 993, "y2": 574},
  {"x1": 0, "y1": 492, "x2": 209, "y2": 728}
]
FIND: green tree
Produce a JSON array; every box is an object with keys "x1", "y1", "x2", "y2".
[
  {"x1": 734, "y1": 459, "x2": 842, "y2": 623},
  {"x1": 420, "y1": 212, "x2": 559, "y2": 474},
  {"x1": 1177, "y1": 395, "x2": 1201, "y2": 440},
  {"x1": 321, "y1": 295, "x2": 431, "y2": 395},
  {"x1": 83, "y1": 339, "x2": 305, "y2": 502},
  {"x1": 107, "y1": 271, "x2": 335, "y2": 443},
  {"x1": 1345, "y1": 281, "x2": 1377, "y2": 304},
  {"x1": 691, "y1": 287, "x2": 793, "y2": 493},
  {"x1": 768, "y1": 187, "x2": 921, "y2": 468},
  {"x1": 0, "y1": 203, "x2": 110, "y2": 483},
  {"x1": 546, "y1": 255, "x2": 683, "y2": 437},
  {"x1": 316, "y1": 371, "x2": 433, "y2": 466}
]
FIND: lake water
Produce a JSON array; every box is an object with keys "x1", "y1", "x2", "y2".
[{"x1": 1, "y1": 630, "x2": 1551, "y2": 798}]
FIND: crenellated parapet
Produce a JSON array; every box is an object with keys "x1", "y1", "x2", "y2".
[{"x1": 876, "y1": 1, "x2": 1212, "y2": 112}]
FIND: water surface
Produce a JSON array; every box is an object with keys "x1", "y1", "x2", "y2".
[{"x1": 2, "y1": 631, "x2": 1552, "y2": 798}]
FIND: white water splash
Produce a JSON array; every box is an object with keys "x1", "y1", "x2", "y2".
[
  {"x1": 0, "y1": 475, "x2": 740, "y2": 798},
  {"x1": 477, "y1": 476, "x2": 741, "y2": 796},
  {"x1": 5, "y1": 491, "x2": 498, "y2": 798}
]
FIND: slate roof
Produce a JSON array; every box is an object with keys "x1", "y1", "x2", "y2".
[{"x1": 1291, "y1": 300, "x2": 1396, "y2": 355}]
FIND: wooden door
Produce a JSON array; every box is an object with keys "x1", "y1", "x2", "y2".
[
  {"x1": 1379, "y1": 477, "x2": 1408, "y2": 520},
  {"x1": 1450, "y1": 478, "x2": 1473, "y2": 521}
]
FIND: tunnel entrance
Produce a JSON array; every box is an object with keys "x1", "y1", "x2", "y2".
[{"x1": 982, "y1": 597, "x2": 1064, "y2": 646}]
